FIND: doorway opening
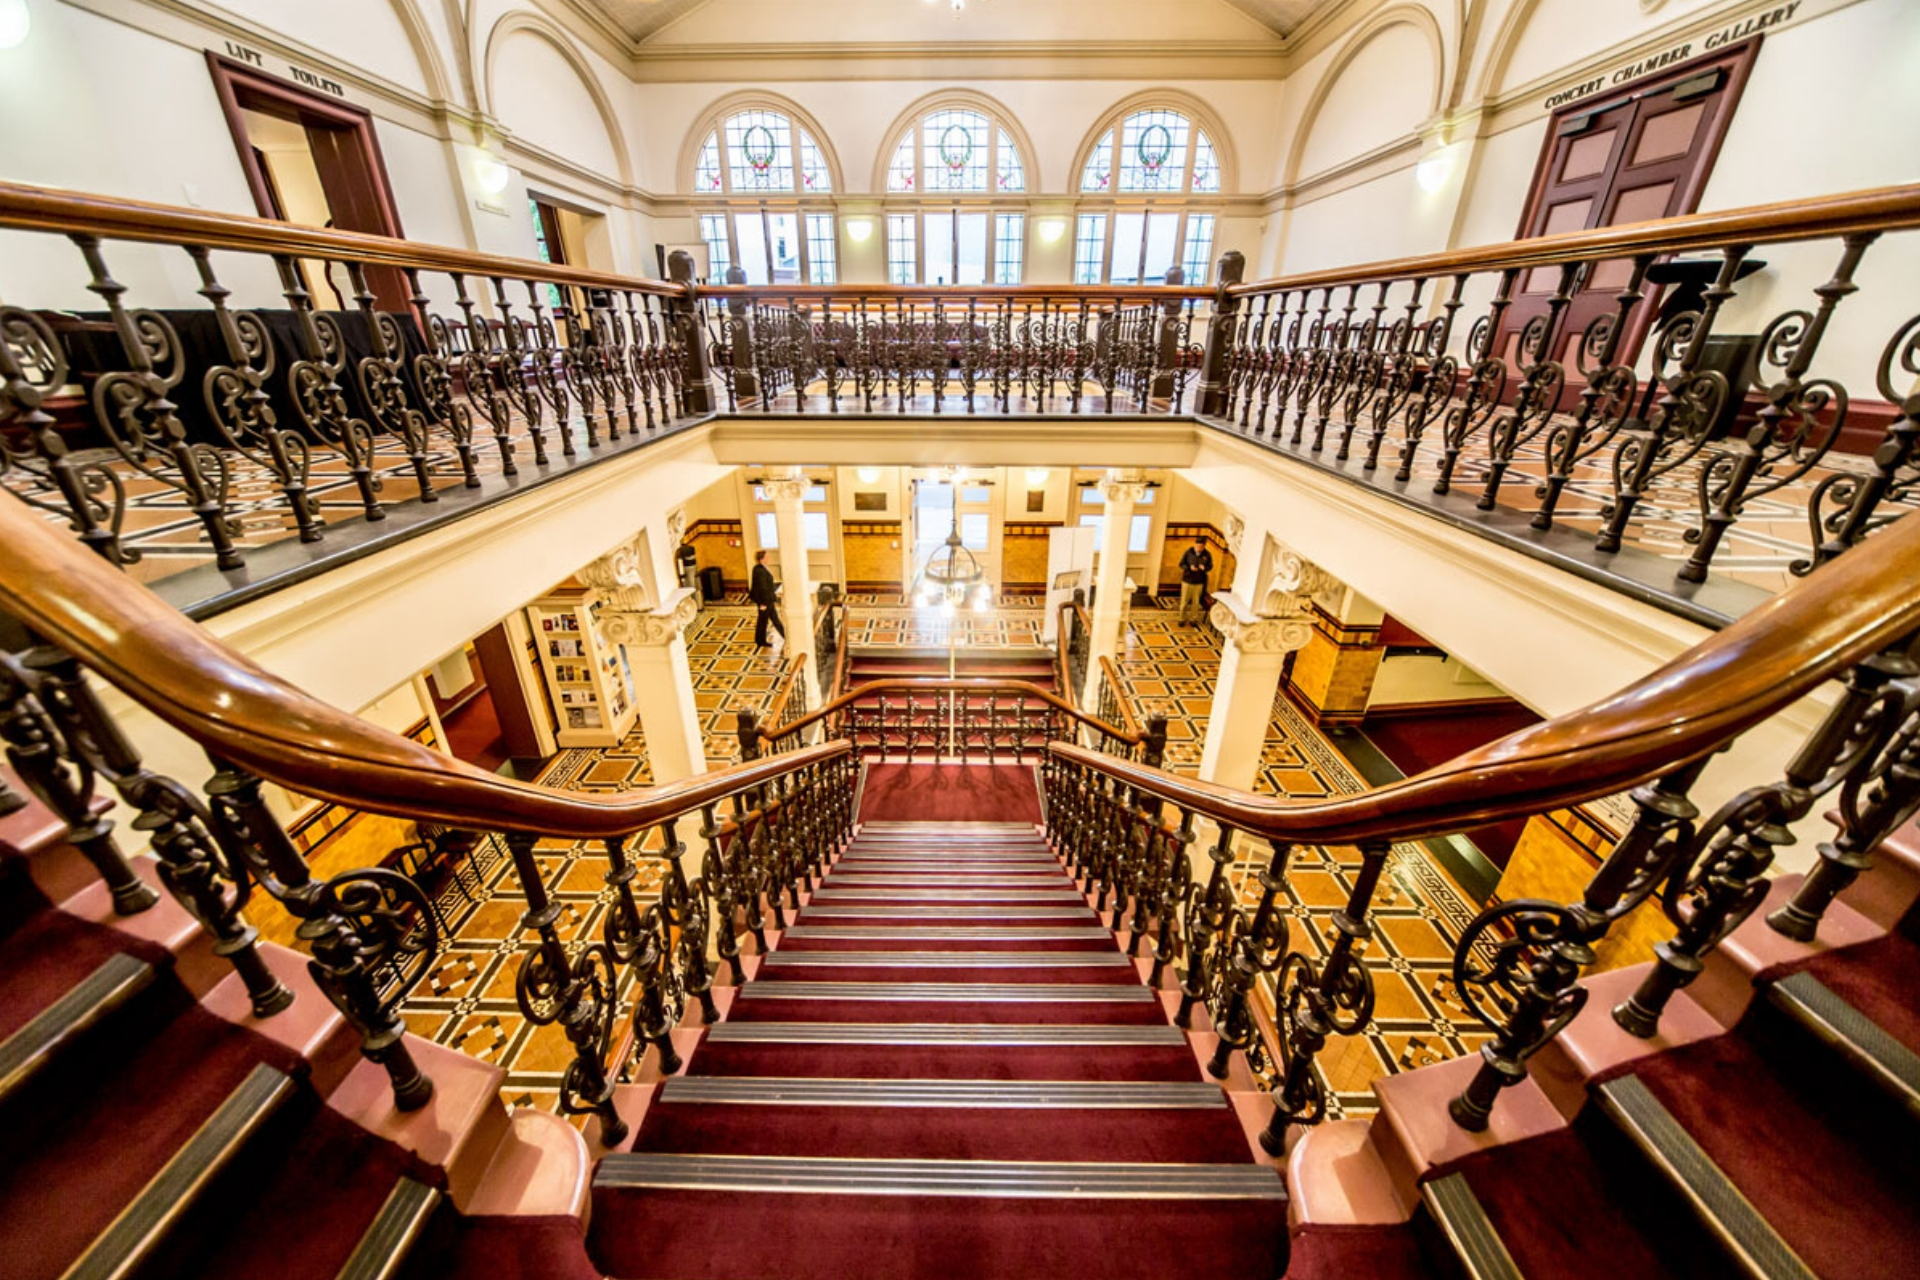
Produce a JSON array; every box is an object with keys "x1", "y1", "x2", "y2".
[{"x1": 207, "y1": 53, "x2": 410, "y2": 310}]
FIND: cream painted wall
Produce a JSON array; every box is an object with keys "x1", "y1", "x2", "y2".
[{"x1": 646, "y1": 0, "x2": 1279, "y2": 45}]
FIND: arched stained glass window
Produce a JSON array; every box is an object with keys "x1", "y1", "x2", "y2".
[
  {"x1": 885, "y1": 105, "x2": 1028, "y2": 197},
  {"x1": 693, "y1": 109, "x2": 834, "y2": 195},
  {"x1": 1079, "y1": 109, "x2": 1219, "y2": 195}
]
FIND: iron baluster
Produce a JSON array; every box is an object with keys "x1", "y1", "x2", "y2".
[
  {"x1": 190, "y1": 248, "x2": 325, "y2": 540},
  {"x1": 1433, "y1": 268, "x2": 1517, "y2": 496},
  {"x1": 1796, "y1": 314, "x2": 1920, "y2": 574},
  {"x1": 1477, "y1": 262, "x2": 1577, "y2": 511},
  {"x1": 274, "y1": 251, "x2": 387, "y2": 522},
  {"x1": 450, "y1": 272, "x2": 518, "y2": 475},
  {"x1": 504, "y1": 831, "x2": 626, "y2": 1144},
  {"x1": 490, "y1": 276, "x2": 550, "y2": 465},
  {"x1": 76, "y1": 236, "x2": 244, "y2": 566},
  {"x1": 1533, "y1": 258, "x2": 1652, "y2": 530},
  {"x1": 348, "y1": 262, "x2": 439, "y2": 504},
  {"x1": 1395, "y1": 275, "x2": 1466, "y2": 482},
  {"x1": 1682, "y1": 236, "x2": 1874, "y2": 582},
  {"x1": 1595, "y1": 247, "x2": 1751, "y2": 553},
  {"x1": 404, "y1": 267, "x2": 482, "y2": 488}
]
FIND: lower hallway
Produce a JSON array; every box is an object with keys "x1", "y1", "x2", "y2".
[{"x1": 398, "y1": 593, "x2": 1487, "y2": 1122}]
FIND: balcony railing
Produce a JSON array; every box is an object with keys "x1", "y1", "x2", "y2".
[{"x1": 2, "y1": 180, "x2": 1917, "y2": 608}]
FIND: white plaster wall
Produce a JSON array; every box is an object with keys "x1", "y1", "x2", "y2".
[
  {"x1": 214, "y1": 0, "x2": 436, "y2": 94},
  {"x1": 491, "y1": 28, "x2": 623, "y2": 179},
  {"x1": 1294, "y1": 21, "x2": 1437, "y2": 180},
  {"x1": 647, "y1": 0, "x2": 1276, "y2": 45}
]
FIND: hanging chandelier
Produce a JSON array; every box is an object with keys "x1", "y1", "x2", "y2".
[{"x1": 913, "y1": 471, "x2": 990, "y2": 615}]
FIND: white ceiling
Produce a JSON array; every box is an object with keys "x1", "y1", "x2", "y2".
[{"x1": 573, "y1": 0, "x2": 1339, "y2": 45}]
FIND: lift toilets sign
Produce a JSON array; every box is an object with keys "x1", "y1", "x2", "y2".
[{"x1": 1541, "y1": 2, "x2": 1800, "y2": 110}]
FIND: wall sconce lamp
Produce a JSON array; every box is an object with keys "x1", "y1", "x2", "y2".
[
  {"x1": 1037, "y1": 217, "x2": 1068, "y2": 244},
  {"x1": 846, "y1": 217, "x2": 875, "y2": 243},
  {"x1": 0, "y1": 0, "x2": 33, "y2": 50}
]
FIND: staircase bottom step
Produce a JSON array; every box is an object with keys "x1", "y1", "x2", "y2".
[{"x1": 589, "y1": 1180, "x2": 1287, "y2": 1280}]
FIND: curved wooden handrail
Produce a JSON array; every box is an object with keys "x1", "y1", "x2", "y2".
[
  {"x1": 1227, "y1": 182, "x2": 1920, "y2": 297},
  {"x1": 0, "y1": 495, "x2": 845, "y2": 839},
  {"x1": 1051, "y1": 512, "x2": 1920, "y2": 845},
  {"x1": 763, "y1": 677, "x2": 1141, "y2": 747},
  {"x1": 762, "y1": 656, "x2": 809, "y2": 729},
  {"x1": 0, "y1": 180, "x2": 684, "y2": 298}
]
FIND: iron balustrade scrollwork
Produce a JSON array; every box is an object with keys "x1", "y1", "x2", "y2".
[{"x1": 1211, "y1": 187, "x2": 1920, "y2": 589}]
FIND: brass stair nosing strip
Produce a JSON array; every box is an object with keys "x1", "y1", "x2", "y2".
[
  {"x1": 0, "y1": 953, "x2": 155, "y2": 1104},
  {"x1": 763, "y1": 950, "x2": 1130, "y2": 967},
  {"x1": 1766, "y1": 971, "x2": 1920, "y2": 1113},
  {"x1": 797, "y1": 907, "x2": 1098, "y2": 919},
  {"x1": 594, "y1": 1153, "x2": 1289, "y2": 1199},
  {"x1": 62, "y1": 1063, "x2": 295, "y2": 1280},
  {"x1": 334, "y1": 1178, "x2": 443, "y2": 1280},
  {"x1": 1420, "y1": 1174, "x2": 1525, "y2": 1280},
  {"x1": 782, "y1": 926, "x2": 1115, "y2": 940},
  {"x1": 659, "y1": 1077, "x2": 1231, "y2": 1109}
]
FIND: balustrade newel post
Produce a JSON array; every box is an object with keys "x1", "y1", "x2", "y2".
[{"x1": 666, "y1": 251, "x2": 716, "y2": 415}]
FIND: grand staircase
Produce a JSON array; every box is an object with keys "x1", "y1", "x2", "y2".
[{"x1": 588, "y1": 802, "x2": 1290, "y2": 1279}]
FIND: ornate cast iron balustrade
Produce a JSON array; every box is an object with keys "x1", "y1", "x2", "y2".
[
  {"x1": 5, "y1": 181, "x2": 1918, "y2": 601},
  {"x1": 755, "y1": 676, "x2": 1157, "y2": 768},
  {"x1": 1206, "y1": 185, "x2": 1920, "y2": 589},
  {"x1": 1042, "y1": 505, "x2": 1920, "y2": 1150},
  {"x1": 0, "y1": 493, "x2": 858, "y2": 1125},
  {"x1": 697, "y1": 276, "x2": 1206, "y2": 417},
  {"x1": 0, "y1": 181, "x2": 693, "y2": 581}
]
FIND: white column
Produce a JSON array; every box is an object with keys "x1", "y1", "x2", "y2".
[
  {"x1": 1085, "y1": 468, "x2": 1145, "y2": 703},
  {"x1": 763, "y1": 468, "x2": 814, "y2": 662},
  {"x1": 605, "y1": 591, "x2": 706, "y2": 785},
  {"x1": 581, "y1": 538, "x2": 706, "y2": 787},
  {"x1": 1197, "y1": 592, "x2": 1313, "y2": 795}
]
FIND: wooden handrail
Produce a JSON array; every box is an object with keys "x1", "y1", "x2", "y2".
[
  {"x1": 0, "y1": 494, "x2": 845, "y2": 839},
  {"x1": 0, "y1": 179, "x2": 684, "y2": 298},
  {"x1": 762, "y1": 656, "x2": 809, "y2": 729},
  {"x1": 1227, "y1": 182, "x2": 1920, "y2": 296},
  {"x1": 763, "y1": 677, "x2": 1142, "y2": 747},
  {"x1": 1050, "y1": 510, "x2": 1920, "y2": 846}
]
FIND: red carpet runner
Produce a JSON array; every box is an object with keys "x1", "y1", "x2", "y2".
[{"x1": 589, "y1": 787, "x2": 1289, "y2": 1279}]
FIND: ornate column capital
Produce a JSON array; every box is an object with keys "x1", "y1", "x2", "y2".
[
  {"x1": 1098, "y1": 468, "x2": 1148, "y2": 506},
  {"x1": 1209, "y1": 591, "x2": 1313, "y2": 655},
  {"x1": 603, "y1": 587, "x2": 699, "y2": 648},
  {"x1": 1260, "y1": 547, "x2": 1336, "y2": 614},
  {"x1": 761, "y1": 466, "x2": 810, "y2": 505},
  {"x1": 579, "y1": 534, "x2": 650, "y2": 596}
]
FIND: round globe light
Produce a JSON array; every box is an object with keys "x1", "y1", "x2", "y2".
[{"x1": 0, "y1": 0, "x2": 32, "y2": 50}]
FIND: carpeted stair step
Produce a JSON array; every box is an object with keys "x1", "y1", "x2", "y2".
[
  {"x1": 65, "y1": 1063, "x2": 296, "y2": 1280},
  {"x1": 1765, "y1": 969, "x2": 1920, "y2": 1117},
  {"x1": 761, "y1": 948, "x2": 1129, "y2": 969},
  {"x1": 732, "y1": 979, "x2": 1155, "y2": 1003},
  {"x1": 1594, "y1": 1074, "x2": 1816, "y2": 1280},
  {"x1": 0, "y1": 994, "x2": 307, "y2": 1280},
  {"x1": 630, "y1": 1098, "x2": 1257, "y2": 1164},
  {"x1": 756, "y1": 964, "x2": 1134, "y2": 985},
  {"x1": 590, "y1": 1157, "x2": 1286, "y2": 1280},
  {"x1": 1427, "y1": 1118, "x2": 1747, "y2": 1280},
  {"x1": 705, "y1": 1020, "x2": 1185, "y2": 1046},
  {"x1": 1611, "y1": 1014, "x2": 1920, "y2": 1280},
  {"x1": 1764, "y1": 919, "x2": 1920, "y2": 1075},
  {"x1": 658, "y1": 1077, "x2": 1226, "y2": 1108},
  {"x1": 807, "y1": 888, "x2": 1085, "y2": 901},
  {"x1": 0, "y1": 951, "x2": 155, "y2": 1105},
  {"x1": 782, "y1": 925, "x2": 1115, "y2": 942},
  {"x1": 686, "y1": 1037, "x2": 1209, "y2": 1082}
]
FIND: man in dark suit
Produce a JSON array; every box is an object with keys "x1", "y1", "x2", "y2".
[
  {"x1": 750, "y1": 550, "x2": 785, "y2": 648},
  {"x1": 1178, "y1": 537, "x2": 1214, "y2": 625}
]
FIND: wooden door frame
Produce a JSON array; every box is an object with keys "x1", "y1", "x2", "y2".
[
  {"x1": 1509, "y1": 37, "x2": 1762, "y2": 364},
  {"x1": 206, "y1": 52, "x2": 408, "y2": 241}
]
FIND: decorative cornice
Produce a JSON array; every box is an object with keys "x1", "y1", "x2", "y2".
[{"x1": 578, "y1": 534, "x2": 651, "y2": 598}]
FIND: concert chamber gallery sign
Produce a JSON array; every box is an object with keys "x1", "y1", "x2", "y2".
[{"x1": 1542, "y1": 2, "x2": 1801, "y2": 110}]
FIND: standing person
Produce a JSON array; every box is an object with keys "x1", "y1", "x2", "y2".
[
  {"x1": 1178, "y1": 536, "x2": 1214, "y2": 625},
  {"x1": 750, "y1": 550, "x2": 786, "y2": 648}
]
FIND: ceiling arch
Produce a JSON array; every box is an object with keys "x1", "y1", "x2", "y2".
[
  {"x1": 482, "y1": 10, "x2": 635, "y2": 187},
  {"x1": 1284, "y1": 4, "x2": 1445, "y2": 187}
]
